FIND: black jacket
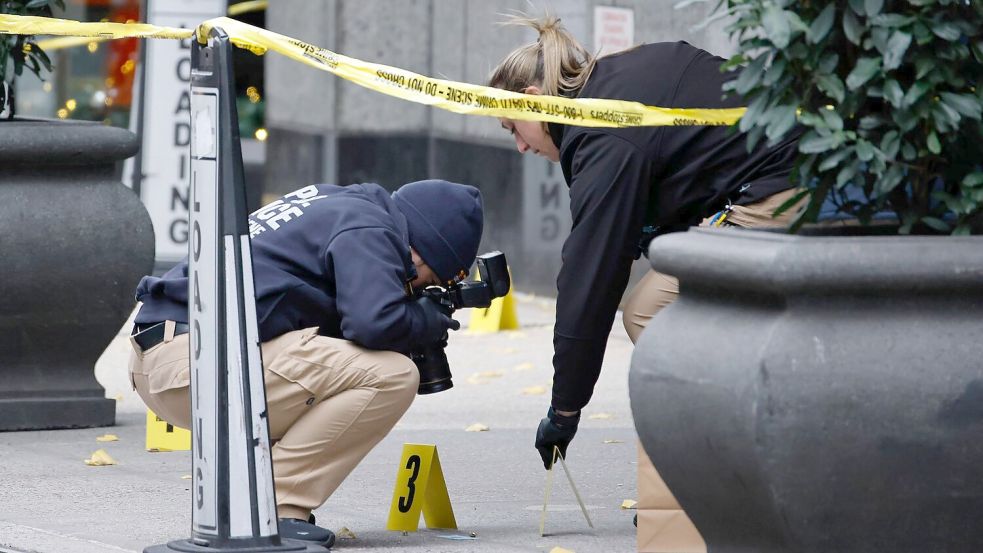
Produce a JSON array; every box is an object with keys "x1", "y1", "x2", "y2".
[
  {"x1": 548, "y1": 42, "x2": 800, "y2": 411},
  {"x1": 135, "y1": 183, "x2": 433, "y2": 352}
]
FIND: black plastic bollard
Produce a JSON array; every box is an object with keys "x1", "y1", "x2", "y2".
[{"x1": 144, "y1": 28, "x2": 324, "y2": 553}]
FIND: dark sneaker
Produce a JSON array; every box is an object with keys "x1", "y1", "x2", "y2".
[{"x1": 279, "y1": 518, "x2": 336, "y2": 548}]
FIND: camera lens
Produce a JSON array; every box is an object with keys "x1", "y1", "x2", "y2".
[{"x1": 413, "y1": 344, "x2": 454, "y2": 395}]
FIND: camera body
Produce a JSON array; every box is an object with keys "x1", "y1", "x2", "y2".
[{"x1": 412, "y1": 251, "x2": 510, "y2": 394}]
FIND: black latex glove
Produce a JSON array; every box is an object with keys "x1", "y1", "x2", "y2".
[
  {"x1": 415, "y1": 295, "x2": 460, "y2": 343},
  {"x1": 535, "y1": 407, "x2": 580, "y2": 469}
]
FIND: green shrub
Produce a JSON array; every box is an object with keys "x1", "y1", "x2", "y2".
[
  {"x1": 1, "y1": 0, "x2": 65, "y2": 115},
  {"x1": 703, "y1": 0, "x2": 983, "y2": 234}
]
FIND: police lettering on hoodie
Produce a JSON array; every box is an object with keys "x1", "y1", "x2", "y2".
[{"x1": 248, "y1": 185, "x2": 328, "y2": 238}]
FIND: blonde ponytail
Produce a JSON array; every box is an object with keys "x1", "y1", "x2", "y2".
[{"x1": 488, "y1": 13, "x2": 597, "y2": 98}]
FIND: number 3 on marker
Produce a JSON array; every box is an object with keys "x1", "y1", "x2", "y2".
[{"x1": 398, "y1": 454, "x2": 422, "y2": 513}]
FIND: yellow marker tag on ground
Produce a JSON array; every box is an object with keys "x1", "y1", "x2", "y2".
[
  {"x1": 145, "y1": 409, "x2": 191, "y2": 452},
  {"x1": 386, "y1": 444, "x2": 457, "y2": 532},
  {"x1": 468, "y1": 267, "x2": 519, "y2": 333}
]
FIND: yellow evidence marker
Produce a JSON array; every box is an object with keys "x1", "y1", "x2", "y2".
[
  {"x1": 386, "y1": 444, "x2": 457, "y2": 532},
  {"x1": 145, "y1": 409, "x2": 191, "y2": 452},
  {"x1": 468, "y1": 267, "x2": 519, "y2": 333}
]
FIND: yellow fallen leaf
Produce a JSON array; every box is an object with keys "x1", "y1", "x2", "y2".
[
  {"x1": 466, "y1": 374, "x2": 490, "y2": 385},
  {"x1": 181, "y1": 474, "x2": 192, "y2": 480},
  {"x1": 521, "y1": 385, "x2": 546, "y2": 396},
  {"x1": 337, "y1": 527, "x2": 357, "y2": 539},
  {"x1": 550, "y1": 547, "x2": 575, "y2": 553},
  {"x1": 465, "y1": 423, "x2": 489, "y2": 432},
  {"x1": 513, "y1": 362, "x2": 535, "y2": 372},
  {"x1": 498, "y1": 347, "x2": 518, "y2": 354},
  {"x1": 621, "y1": 499, "x2": 638, "y2": 510},
  {"x1": 96, "y1": 434, "x2": 118, "y2": 442},
  {"x1": 588, "y1": 413, "x2": 613, "y2": 420},
  {"x1": 477, "y1": 370, "x2": 504, "y2": 378},
  {"x1": 603, "y1": 439, "x2": 624, "y2": 444},
  {"x1": 84, "y1": 449, "x2": 117, "y2": 466}
]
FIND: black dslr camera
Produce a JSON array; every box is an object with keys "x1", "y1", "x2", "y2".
[{"x1": 412, "y1": 251, "x2": 510, "y2": 394}]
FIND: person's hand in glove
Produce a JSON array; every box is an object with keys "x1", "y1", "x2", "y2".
[
  {"x1": 535, "y1": 407, "x2": 580, "y2": 469},
  {"x1": 415, "y1": 295, "x2": 460, "y2": 343}
]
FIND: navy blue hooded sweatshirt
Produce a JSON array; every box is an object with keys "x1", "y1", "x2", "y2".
[{"x1": 134, "y1": 181, "x2": 482, "y2": 353}]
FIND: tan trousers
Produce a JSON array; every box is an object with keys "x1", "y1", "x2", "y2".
[
  {"x1": 624, "y1": 187, "x2": 804, "y2": 342},
  {"x1": 129, "y1": 324, "x2": 419, "y2": 521},
  {"x1": 626, "y1": 188, "x2": 804, "y2": 552}
]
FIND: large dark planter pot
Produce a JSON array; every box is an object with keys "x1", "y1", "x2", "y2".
[
  {"x1": 629, "y1": 228, "x2": 983, "y2": 552},
  {"x1": 0, "y1": 119, "x2": 154, "y2": 431}
]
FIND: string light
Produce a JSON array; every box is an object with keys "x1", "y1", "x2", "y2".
[
  {"x1": 87, "y1": 41, "x2": 98, "y2": 53},
  {"x1": 246, "y1": 85, "x2": 261, "y2": 103},
  {"x1": 57, "y1": 108, "x2": 68, "y2": 119},
  {"x1": 254, "y1": 128, "x2": 268, "y2": 141},
  {"x1": 42, "y1": 82, "x2": 52, "y2": 93},
  {"x1": 66, "y1": 99, "x2": 77, "y2": 111},
  {"x1": 120, "y1": 60, "x2": 135, "y2": 74}
]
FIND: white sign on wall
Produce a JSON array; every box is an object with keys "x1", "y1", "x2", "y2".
[
  {"x1": 593, "y1": 6, "x2": 634, "y2": 57},
  {"x1": 138, "y1": 0, "x2": 226, "y2": 262}
]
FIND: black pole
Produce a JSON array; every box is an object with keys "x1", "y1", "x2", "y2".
[{"x1": 143, "y1": 27, "x2": 324, "y2": 553}]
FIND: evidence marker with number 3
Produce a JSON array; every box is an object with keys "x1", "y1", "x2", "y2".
[{"x1": 386, "y1": 444, "x2": 456, "y2": 532}]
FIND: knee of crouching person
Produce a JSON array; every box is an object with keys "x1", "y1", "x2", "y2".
[{"x1": 391, "y1": 354, "x2": 421, "y2": 402}]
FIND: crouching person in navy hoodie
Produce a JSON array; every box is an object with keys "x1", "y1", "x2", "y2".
[{"x1": 128, "y1": 180, "x2": 483, "y2": 548}]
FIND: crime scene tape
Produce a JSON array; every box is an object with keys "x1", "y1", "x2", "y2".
[
  {"x1": 1, "y1": 13, "x2": 746, "y2": 128},
  {"x1": 34, "y1": 1, "x2": 267, "y2": 52}
]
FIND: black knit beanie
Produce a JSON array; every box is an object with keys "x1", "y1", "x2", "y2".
[{"x1": 392, "y1": 180, "x2": 484, "y2": 283}]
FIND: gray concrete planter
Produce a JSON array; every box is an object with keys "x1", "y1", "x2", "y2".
[
  {"x1": 0, "y1": 119, "x2": 154, "y2": 430},
  {"x1": 630, "y1": 228, "x2": 983, "y2": 552}
]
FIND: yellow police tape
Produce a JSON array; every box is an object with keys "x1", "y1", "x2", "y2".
[{"x1": 1, "y1": 14, "x2": 746, "y2": 128}]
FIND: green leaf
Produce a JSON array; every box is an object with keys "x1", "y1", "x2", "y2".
[
  {"x1": 815, "y1": 73, "x2": 845, "y2": 103},
  {"x1": 773, "y1": 188, "x2": 811, "y2": 217},
  {"x1": 875, "y1": 164, "x2": 905, "y2": 195},
  {"x1": 766, "y1": 103, "x2": 799, "y2": 142},
  {"x1": 870, "y1": 14, "x2": 915, "y2": 28},
  {"x1": 883, "y1": 79, "x2": 904, "y2": 107},
  {"x1": 843, "y1": 9, "x2": 864, "y2": 45},
  {"x1": 927, "y1": 132, "x2": 941, "y2": 154},
  {"x1": 939, "y1": 92, "x2": 982, "y2": 120},
  {"x1": 818, "y1": 147, "x2": 855, "y2": 171},
  {"x1": 880, "y1": 130, "x2": 900, "y2": 159},
  {"x1": 763, "y1": 57, "x2": 787, "y2": 86},
  {"x1": 883, "y1": 31, "x2": 912, "y2": 71},
  {"x1": 739, "y1": 92, "x2": 770, "y2": 133},
  {"x1": 902, "y1": 80, "x2": 930, "y2": 108},
  {"x1": 818, "y1": 52, "x2": 839, "y2": 74},
  {"x1": 848, "y1": 0, "x2": 865, "y2": 16},
  {"x1": 963, "y1": 172, "x2": 983, "y2": 187},
  {"x1": 808, "y1": 4, "x2": 836, "y2": 44},
  {"x1": 763, "y1": 6, "x2": 792, "y2": 49},
  {"x1": 836, "y1": 161, "x2": 860, "y2": 187},
  {"x1": 865, "y1": 0, "x2": 883, "y2": 17},
  {"x1": 25, "y1": 0, "x2": 49, "y2": 8},
  {"x1": 733, "y1": 55, "x2": 768, "y2": 95},
  {"x1": 799, "y1": 131, "x2": 845, "y2": 153},
  {"x1": 922, "y1": 217, "x2": 950, "y2": 232},
  {"x1": 931, "y1": 21, "x2": 961, "y2": 41},
  {"x1": 902, "y1": 141, "x2": 917, "y2": 160},
  {"x1": 856, "y1": 139, "x2": 876, "y2": 161},
  {"x1": 820, "y1": 108, "x2": 844, "y2": 131},
  {"x1": 846, "y1": 57, "x2": 882, "y2": 90}
]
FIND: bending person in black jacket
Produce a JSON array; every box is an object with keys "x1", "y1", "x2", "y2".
[
  {"x1": 488, "y1": 15, "x2": 803, "y2": 468},
  {"x1": 129, "y1": 180, "x2": 483, "y2": 547}
]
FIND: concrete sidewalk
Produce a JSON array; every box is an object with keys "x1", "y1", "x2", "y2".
[{"x1": 0, "y1": 294, "x2": 639, "y2": 553}]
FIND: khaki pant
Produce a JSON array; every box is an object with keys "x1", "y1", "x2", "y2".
[
  {"x1": 626, "y1": 188, "x2": 804, "y2": 552},
  {"x1": 129, "y1": 324, "x2": 419, "y2": 521}
]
